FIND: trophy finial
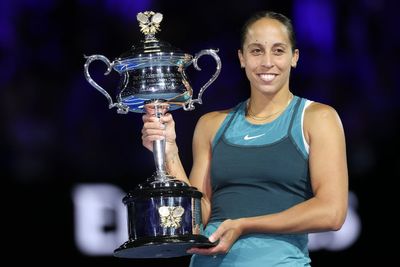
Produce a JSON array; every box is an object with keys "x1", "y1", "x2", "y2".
[{"x1": 137, "y1": 11, "x2": 163, "y2": 36}]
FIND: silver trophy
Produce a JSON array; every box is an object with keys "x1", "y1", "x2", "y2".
[{"x1": 84, "y1": 11, "x2": 221, "y2": 258}]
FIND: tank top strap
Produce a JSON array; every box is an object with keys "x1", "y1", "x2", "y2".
[
  {"x1": 287, "y1": 97, "x2": 302, "y2": 135},
  {"x1": 213, "y1": 102, "x2": 244, "y2": 148},
  {"x1": 221, "y1": 102, "x2": 243, "y2": 136}
]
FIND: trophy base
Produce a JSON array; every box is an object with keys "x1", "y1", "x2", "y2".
[{"x1": 113, "y1": 234, "x2": 216, "y2": 258}]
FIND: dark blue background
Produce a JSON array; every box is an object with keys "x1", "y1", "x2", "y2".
[{"x1": 3, "y1": 0, "x2": 397, "y2": 266}]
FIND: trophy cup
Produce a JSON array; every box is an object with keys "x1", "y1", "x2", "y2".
[{"x1": 83, "y1": 11, "x2": 221, "y2": 258}]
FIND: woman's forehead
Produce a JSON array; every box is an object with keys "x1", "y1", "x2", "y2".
[{"x1": 245, "y1": 19, "x2": 290, "y2": 46}]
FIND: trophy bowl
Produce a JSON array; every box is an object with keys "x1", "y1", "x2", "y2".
[
  {"x1": 84, "y1": 11, "x2": 221, "y2": 114},
  {"x1": 83, "y1": 11, "x2": 221, "y2": 258}
]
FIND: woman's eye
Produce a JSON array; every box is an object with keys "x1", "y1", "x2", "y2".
[
  {"x1": 273, "y1": 48, "x2": 285, "y2": 55},
  {"x1": 250, "y1": 49, "x2": 262, "y2": 55}
]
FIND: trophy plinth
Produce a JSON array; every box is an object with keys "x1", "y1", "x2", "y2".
[
  {"x1": 114, "y1": 175, "x2": 216, "y2": 258},
  {"x1": 83, "y1": 11, "x2": 221, "y2": 258}
]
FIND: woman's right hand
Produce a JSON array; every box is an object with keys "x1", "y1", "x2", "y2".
[{"x1": 141, "y1": 106, "x2": 178, "y2": 156}]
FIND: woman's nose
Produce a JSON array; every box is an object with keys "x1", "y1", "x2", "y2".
[{"x1": 261, "y1": 53, "x2": 273, "y2": 68}]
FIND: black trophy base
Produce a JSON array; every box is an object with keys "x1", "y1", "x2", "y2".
[{"x1": 114, "y1": 234, "x2": 216, "y2": 258}]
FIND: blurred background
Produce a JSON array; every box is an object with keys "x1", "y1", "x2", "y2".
[{"x1": 3, "y1": 0, "x2": 398, "y2": 266}]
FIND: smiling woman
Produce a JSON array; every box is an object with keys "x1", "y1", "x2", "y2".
[{"x1": 141, "y1": 10, "x2": 348, "y2": 267}]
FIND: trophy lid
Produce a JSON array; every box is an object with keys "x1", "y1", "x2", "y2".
[{"x1": 114, "y1": 11, "x2": 192, "y2": 73}]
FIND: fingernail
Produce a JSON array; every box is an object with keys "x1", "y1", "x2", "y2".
[{"x1": 209, "y1": 236, "x2": 215, "y2": 243}]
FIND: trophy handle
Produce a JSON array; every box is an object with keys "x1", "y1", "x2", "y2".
[
  {"x1": 183, "y1": 49, "x2": 222, "y2": 111},
  {"x1": 84, "y1": 54, "x2": 129, "y2": 114}
]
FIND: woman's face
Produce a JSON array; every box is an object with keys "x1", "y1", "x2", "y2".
[{"x1": 238, "y1": 18, "x2": 299, "y2": 95}]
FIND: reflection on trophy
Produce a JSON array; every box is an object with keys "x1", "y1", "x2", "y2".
[{"x1": 84, "y1": 11, "x2": 221, "y2": 258}]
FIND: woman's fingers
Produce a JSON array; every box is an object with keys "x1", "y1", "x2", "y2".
[
  {"x1": 141, "y1": 111, "x2": 176, "y2": 152},
  {"x1": 142, "y1": 128, "x2": 165, "y2": 140}
]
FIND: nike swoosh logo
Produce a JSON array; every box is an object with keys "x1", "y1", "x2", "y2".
[{"x1": 243, "y1": 133, "x2": 265, "y2": 140}]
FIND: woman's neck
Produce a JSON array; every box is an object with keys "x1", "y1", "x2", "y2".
[{"x1": 247, "y1": 90, "x2": 293, "y2": 117}]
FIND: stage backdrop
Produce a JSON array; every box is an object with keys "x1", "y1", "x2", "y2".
[{"x1": 4, "y1": 0, "x2": 398, "y2": 266}]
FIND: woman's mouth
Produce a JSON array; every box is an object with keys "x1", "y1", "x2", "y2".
[{"x1": 258, "y1": 73, "x2": 277, "y2": 82}]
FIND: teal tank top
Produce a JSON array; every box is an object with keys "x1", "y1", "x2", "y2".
[
  {"x1": 210, "y1": 96, "x2": 313, "y2": 222},
  {"x1": 189, "y1": 96, "x2": 313, "y2": 267}
]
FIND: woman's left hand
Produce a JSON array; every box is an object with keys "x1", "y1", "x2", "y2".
[{"x1": 187, "y1": 219, "x2": 244, "y2": 256}]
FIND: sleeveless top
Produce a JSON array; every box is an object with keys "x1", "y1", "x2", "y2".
[
  {"x1": 189, "y1": 96, "x2": 314, "y2": 267},
  {"x1": 210, "y1": 95, "x2": 313, "y2": 221}
]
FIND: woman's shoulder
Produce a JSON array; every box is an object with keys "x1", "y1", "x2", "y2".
[
  {"x1": 303, "y1": 101, "x2": 343, "y2": 138},
  {"x1": 194, "y1": 106, "x2": 237, "y2": 140},
  {"x1": 304, "y1": 101, "x2": 339, "y2": 120},
  {"x1": 196, "y1": 108, "x2": 232, "y2": 130},
  {"x1": 201, "y1": 108, "x2": 232, "y2": 121}
]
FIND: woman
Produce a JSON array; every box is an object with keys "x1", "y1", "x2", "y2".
[{"x1": 142, "y1": 11, "x2": 348, "y2": 267}]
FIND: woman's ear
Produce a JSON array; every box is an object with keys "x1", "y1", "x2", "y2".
[
  {"x1": 291, "y1": 49, "x2": 299, "y2": 68},
  {"x1": 238, "y1": 49, "x2": 245, "y2": 68}
]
